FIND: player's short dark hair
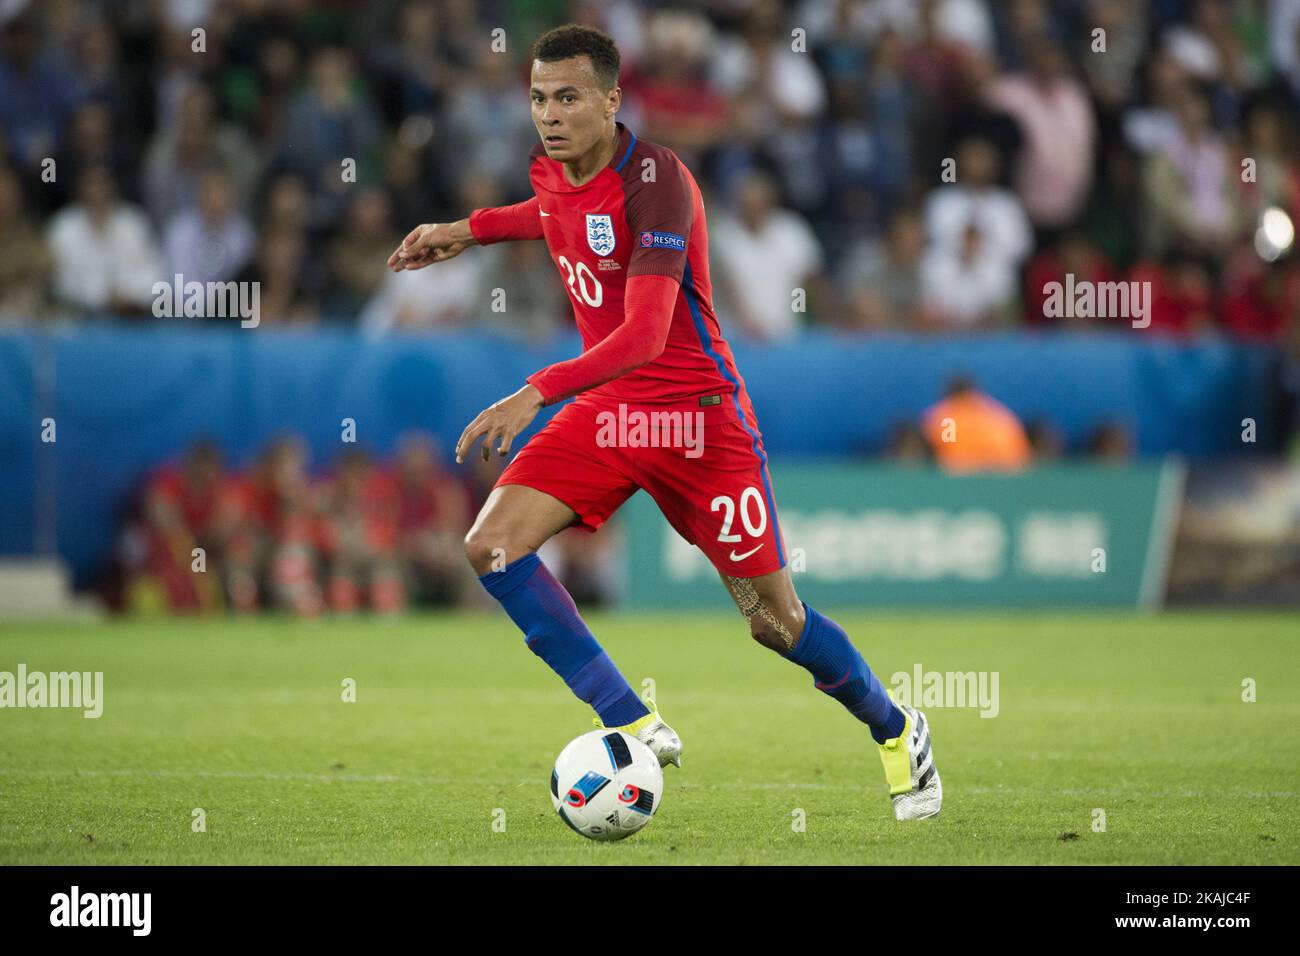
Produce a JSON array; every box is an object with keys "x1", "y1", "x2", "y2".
[{"x1": 532, "y1": 24, "x2": 620, "y2": 90}]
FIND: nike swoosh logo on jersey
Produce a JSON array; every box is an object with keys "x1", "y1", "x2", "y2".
[
  {"x1": 539, "y1": 209, "x2": 551, "y2": 216},
  {"x1": 729, "y1": 544, "x2": 764, "y2": 562}
]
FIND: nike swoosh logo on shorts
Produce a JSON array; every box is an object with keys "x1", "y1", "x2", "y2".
[{"x1": 729, "y1": 544, "x2": 764, "y2": 562}]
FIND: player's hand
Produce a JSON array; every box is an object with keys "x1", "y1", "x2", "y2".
[
  {"x1": 387, "y1": 220, "x2": 475, "y2": 271},
  {"x1": 455, "y1": 384, "x2": 545, "y2": 464}
]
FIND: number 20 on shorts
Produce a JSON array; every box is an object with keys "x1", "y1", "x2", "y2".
[{"x1": 711, "y1": 486, "x2": 767, "y2": 543}]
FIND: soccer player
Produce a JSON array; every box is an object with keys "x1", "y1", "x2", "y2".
[{"x1": 387, "y1": 25, "x2": 941, "y2": 820}]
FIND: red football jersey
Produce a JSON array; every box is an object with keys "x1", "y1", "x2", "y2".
[{"x1": 471, "y1": 122, "x2": 757, "y2": 428}]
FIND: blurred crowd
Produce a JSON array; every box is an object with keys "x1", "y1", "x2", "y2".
[
  {"x1": 1, "y1": 0, "x2": 1298, "y2": 342},
  {"x1": 111, "y1": 433, "x2": 622, "y2": 615}
]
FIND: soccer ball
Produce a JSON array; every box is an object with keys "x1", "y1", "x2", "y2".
[{"x1": 551, "y1": 729, "x2": 663, "y2": 840}]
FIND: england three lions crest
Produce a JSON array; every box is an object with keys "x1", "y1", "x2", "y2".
[{"x1": 586, "y1": 213, "x2": 616, "y2": 256}]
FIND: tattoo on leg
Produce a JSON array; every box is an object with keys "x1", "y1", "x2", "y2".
[{"x1": 725, "y1": 575, "x2": 796, "y2": 652}]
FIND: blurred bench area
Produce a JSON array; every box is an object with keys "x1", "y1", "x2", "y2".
[{"x1": 0, "y1": 326, "x2": 1293, "y2": 614}]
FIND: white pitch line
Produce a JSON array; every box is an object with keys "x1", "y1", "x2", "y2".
[{"x1": 0, "y1": 768, "x2": 1295, "y2": 800}]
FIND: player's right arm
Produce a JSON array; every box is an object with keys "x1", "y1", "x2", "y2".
[{"x1": 387, "y1": 196, "x2": 543, "y2": 272}]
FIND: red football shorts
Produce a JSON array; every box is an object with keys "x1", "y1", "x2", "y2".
[{"x1": 495, "y1": 398, "x2": 787, "y2": 578}]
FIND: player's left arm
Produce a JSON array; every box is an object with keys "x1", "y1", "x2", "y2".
[
  {"x1": 452, "y1": 274, "x2": 680, "y2": 463},
  {"x1": 454, "y1": 154, "x2": 694, "y2": 464}
]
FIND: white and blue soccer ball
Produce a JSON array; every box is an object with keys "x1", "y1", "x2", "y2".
[{"x1": 551, "y1": 729, "x2": 663, "y2": 840}]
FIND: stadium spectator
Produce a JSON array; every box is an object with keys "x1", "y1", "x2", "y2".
[
  {"x1": 884, "y1": 421, "x2": 932, "y2": 464},
  {"x1": 1087, "y1": 421, "x2": 1135, "y2": 462},
  {"x1": 46, "y1": 164, "x2": 165, "y2": 316},
  {"x1": 839, "y1": 206, "x2": 928, "y2": 331},
  {"x1": 436, "y1": 45, "x2": 537, "y2": 198},
  {"x1": 1025, "y1": 418, "x2": 1066, "y2": 463},
  {"x1": 324, "y1": 187, "x2": 402, "y2": 318},
  {"x1": 923, "y1": 136, "x2": 1032, "y2": 272},
  {"x1": 365, "y1": 0, "x2": 453, "y2": 121},
  {"x1": 163, "y1": 166, "x2": 257, "y2": 286},
  {"x1": 69, "y1": 15, "x2": 147, "y2": 153},
  {"x1": 919, "y1": 220, "x2": 1019, "y2": 329},
  {"x1": 812, "y1": 49, "x2": 912, "y2": 253},
  {"x1": 1140, "y1": 84, "x2": 1239, "y2": 258},
  {"x1": 0, "y1": 163, "x2": 52, "y2": 321},
  {"x1": 475, "y1": 237, "x2": 569, "y2": 341},
  {"x1": 1022, "y1": 230, "x2": 1117, "y2": 329},
  {"x1": 1122, "y1": 48, "x2": 1189, "y2": 158},
  {"x1": 1273, "y1": 0, "x2": 1300, "y2": 107},
  {"x1": 922, "y1": 376, "x2": 1032, "y2": 473},
  {"x1": 390, "y1": 433, "x2": 479, "y2": 607},
  {"x1": 380, "y1": 132, "x2": 445, "y2": 230},
  {"x1": 719, "y1": 1, "x2": 829, "y2": 213},
  {"x1": 274, "y1": 46, "x2": 381, "y2": 230},
  {"x1": 868, "y1": 0, "x2": 995, "y2": 54},
  {"x1": 0, "y1": 6, "x2": 81, "y2": 176},
  {"x1": 235, "y1": 225, "x2": 319, "y2": 325},
  {"x1": 989, "y1": 0, "x2": 1057, "y2": 71},
  {"x1": 117, "y1": 440, "x2": 252, "y2": 615},
  {"x1": 1221, "y1": 259, "x2": 1300, "y2": 344},
  {"x1": 986, "y1": 36, "x2": 1096, "y2": 234},
  {"x1": 245, "y1": 437, "x2": 326, "y2": 617},
  {"x1": 903, "y1": 0, "x2": 994, "y2": 102},
  {"x1": 1130, "y1": 252, "x2": 1217, "y2": 337},
  {"x1": 626, "y1": 9, "x2": 730, "y2": 165},
  {"x1": 144, "y1": 83, "x2": 260, "y2": 227},
  {"x1": 1161, "y1": 0, "x2": 1262, "y2": 110},
  {"x1": 1234, "y1": 97, "x2": 1300, "y2": 230},
  {"x1": 715, "y1": 0, "x2": 824, "y2": 122},
  {"x1": 261, "y1": 171, "x2": 314, "y2": 234},
  {"x1": 314, "y1": 448, "x2": 406, "y2": 615},
  {"x1": 1077, "y1": 0, "x2": 1147, "y2": 116},
  {"x1": 939, "y1": 50, "x2": 1023, "y2": 192},
  {"x1": 360, "y1": 173, "x2": 500, "y2": 333},
  {"x1": 221, "y1": 20, "x2": 304, "y2": 150},
  {"x1": 710, "y1": 169, "x2": 831, "y2": 341},
  {"x1": 49, "y1": 100, "x2": 134, "y2": 213}
]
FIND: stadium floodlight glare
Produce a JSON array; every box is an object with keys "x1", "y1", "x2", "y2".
[{"x1": 1254, "y1": 206, "x2": 1295, "y2": 262}]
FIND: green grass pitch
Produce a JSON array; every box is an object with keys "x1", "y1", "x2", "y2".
[{"x1": 1, "y1": 611, "x2": 1297, "y2": 865}]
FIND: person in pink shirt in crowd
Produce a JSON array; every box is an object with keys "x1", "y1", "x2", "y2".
[{"x1": 986, "y1": 37, "x2": 1096, "y2": 236}]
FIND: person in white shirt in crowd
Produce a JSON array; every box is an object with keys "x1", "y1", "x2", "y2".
[
  {"x1": 47, "y1": 163, "x2": 165, "y2": 316},
  {"x1": 794, "y1": 0, "x2": 995, "y2": 56},
  {"x1": 710, "y1": 169, "x2": 832, "y2": 342},
  {"x1": 924, "y1": 136, "x2": 1032, "y2": 270},
  {"x1": 919, "y1": 221, "x2": 1018, "y2": 329}
]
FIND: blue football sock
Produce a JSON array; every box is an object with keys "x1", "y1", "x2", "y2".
[
  {"x1": 782, "y1": 602, "x2": 905, "y2": 744},
  {"x1": 478, "y1": 553, "x2": 649, "y2": 727}
]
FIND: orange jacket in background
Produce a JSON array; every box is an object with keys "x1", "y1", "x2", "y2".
[{"x1": 922, "y1": 391, "x2": 1032, "y2": 473}]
